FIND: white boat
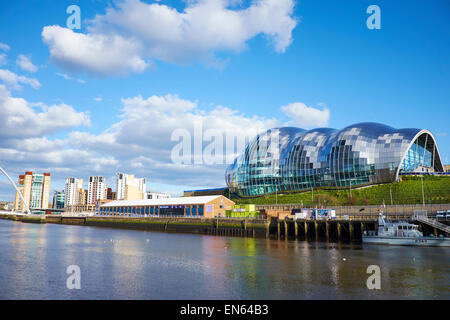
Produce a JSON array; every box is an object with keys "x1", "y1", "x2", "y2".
[{"x1": 363, "y1": 214, "x2": 450, "y2": 247}]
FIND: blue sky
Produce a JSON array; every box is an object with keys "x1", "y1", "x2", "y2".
[{"x1": 0, "y1": 0, "x2": 449, "y2": 201}]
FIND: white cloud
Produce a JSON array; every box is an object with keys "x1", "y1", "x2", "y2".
[
  {"x1": 281, "y1": 102, "x2": 330, "y2": 128},
  {"x1": 0, "y1": 92, "x2": 279, "y2": 200},
  {"x1": 0, "y1": 69, "x2": 41, "y2": 90},
  {"x1": 42, "y1": 0, "x2": 297, "y2": 75},
  {"x1": 0, "y1": 88, "x2": 333, "y2": 202},
  {"x1": 42, "y1": 25, "x2": 149, "y2": 76},
  {"x1": 56, "y1": 72, "x2": 71, "y2": 80},
  {"x1": 94, "y1": 97, "x2": 103, "y2": 102},
  {"x1": 0, "y1": 53, "x2": 6, "y2": 66},
  {"x1": 0, "y1": 43, "x2": 9, "y2": 51},
  {"x1": 56, "y1": 72, "x2": 86, "y2": 84},
  {"x1": 0, "y1": 86, "x2": 94, "y2": 200},
  {"x1": 0, "y1": 85, "x2": 90, "y2": 139},
  {"x1": 16, "y1": 54, "x2": 38, "y2": 72}
]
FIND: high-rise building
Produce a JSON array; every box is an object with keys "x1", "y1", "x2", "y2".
[
  {"x1": 116, "y1": 173, "x2": 146, "y2": 200},
  {"x1": 52, "y1": 190, "x2": 65, "y2": 209},
  {"x1": 14, "y1": 171, "x2": 51, "y2": 211},
  {"x1": 88, "y1": 176, "x2": 106, "y2": 204},
  {"x1": 41, "y1": 173, "x2": 51, "y2": 209},
  {"x1": 77, "y1": 188, "x2": 87, "y2": 205},
  {"x1": 65, "y1": 177, "x2": 83, "y2": 207}
]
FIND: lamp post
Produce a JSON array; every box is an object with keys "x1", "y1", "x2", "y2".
[
  {"x1": 421, "y1": 175, "x2": 425, "y2": 207},
  {"x1": 390, "y1": 186, "x2": 393, "y2": 206},
  {"x1": 349, "y1": 180, "x2": 352, "y2": 198}
]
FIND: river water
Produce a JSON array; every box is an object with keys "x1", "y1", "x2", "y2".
[{"x1": 0, "y1": 219, "x2": 448, "y2": 300}]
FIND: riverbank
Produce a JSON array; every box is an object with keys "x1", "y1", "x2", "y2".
[
  {"x1": 0, "y1": 213, "x2": 374, "y2": 242},
  {"x1": 0, "y1": 214, "x2": 269, "y2": 238}
]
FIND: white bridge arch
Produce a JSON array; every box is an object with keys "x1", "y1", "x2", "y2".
[{"x1": 0, "y1": 166, "x2": 31, "y2": 215}]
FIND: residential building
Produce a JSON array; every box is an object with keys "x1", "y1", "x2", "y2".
[
  {"x1": 77, "y1": 188, "x2": 87, "y2": 205},
  {"x1": 14, "y1": 171, "x2": 51, "y2": 211},
  {"x1": 52, "y1": 190, "x2": 65, "y2": 209},
  {"x1": 88, "y1": 176, "x2": 106, "y2": 204},
  {"x1": 65, "y1": 178, "x2": 83, "y2": 207},
  {"x1": 107, "y1": 188, "x2": 116, "y2": 200},
  {"x1": 116, "y1": 172, "x2": 146, "y2": 200}
]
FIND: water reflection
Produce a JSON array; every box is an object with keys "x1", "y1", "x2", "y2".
[{"x1": 0, "y1": 219, "x2": 448, "y2": 299}]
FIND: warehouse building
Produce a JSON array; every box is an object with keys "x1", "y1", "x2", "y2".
[{"x1": 98, "y1": 195, "x2": 234, "y2": 218}]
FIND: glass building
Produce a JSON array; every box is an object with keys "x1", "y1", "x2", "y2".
[
  {"x1": 30, "y1": 174, "x2": 44, "y2": 209},
  {"x1": 225, "y1": 122, "x2": 444, "y2": 197}
]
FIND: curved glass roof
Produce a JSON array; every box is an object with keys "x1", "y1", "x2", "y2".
[{"x1": 226, "y1": 122, "x2": 444, "y2": 197}]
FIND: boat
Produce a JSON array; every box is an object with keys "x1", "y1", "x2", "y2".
[{"x1": 362, "y1": 213, "x2": 450, "y2": 247}]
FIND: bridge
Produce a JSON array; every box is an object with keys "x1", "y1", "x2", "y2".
[{"x1": 0, "y1": 166, "x2": 31, "y2": 215}]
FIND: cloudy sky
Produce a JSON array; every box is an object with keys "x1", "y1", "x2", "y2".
[{"x1": 0, "y1": 0, "x2": 449, "y2": 201}]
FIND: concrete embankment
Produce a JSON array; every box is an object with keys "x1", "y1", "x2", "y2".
[
  {"x1": 0, "y1": 213, "x2": 45, "y2": 223},
  {"x1": 0, "y1": 214, "x2": 269, "y2": 238},
  {"x1": 0, "y1": 214, "x2": 377, "y2": 241},
  {"x1": 84, "y1": 216, "x2": 268, "y2": 238}
]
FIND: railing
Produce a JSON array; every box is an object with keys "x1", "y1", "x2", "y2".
[
  {"x1": 257, "y1": 203, "x2": 450, "y2": 215},
  {"x1": 414, "y1": 217, "x2": 450, "y2": 234}
]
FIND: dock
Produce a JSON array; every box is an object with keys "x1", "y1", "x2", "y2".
[{"x1": 0, "y1": 211, "x2": 448, "y2": 242}]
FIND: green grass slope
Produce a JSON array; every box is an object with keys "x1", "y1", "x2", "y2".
[{"x1": 232, "y1": 176, "x2": 450, "y2": 206}]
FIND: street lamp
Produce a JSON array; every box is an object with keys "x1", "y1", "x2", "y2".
[{"x1": 421, "y1": 174, "x2": 425, "y2": 207}]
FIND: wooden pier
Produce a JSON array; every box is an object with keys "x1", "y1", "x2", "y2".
[{"x1": 268, "y1": 218, "x2": 374, "y2": 242}]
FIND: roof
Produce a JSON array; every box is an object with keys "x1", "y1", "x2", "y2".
[
  {"x1": 184, "y1": 187, "x2": 227, "y2": 192},
  {"x1": 100, "y1": 195, "x2": 226, "y2": 207}
]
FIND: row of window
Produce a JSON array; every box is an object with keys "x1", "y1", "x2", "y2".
[{"x1": 98, "y1": 205, "x2": 205, "y2": 216}]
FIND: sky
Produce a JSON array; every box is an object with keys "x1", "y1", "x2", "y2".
[{"x1": 0, "y1": 0, "x2": 449, "y2": 201}]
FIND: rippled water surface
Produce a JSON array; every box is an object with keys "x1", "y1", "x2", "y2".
[{"x1": 0, "y1": 219, "x2": 448, "y2": 299}]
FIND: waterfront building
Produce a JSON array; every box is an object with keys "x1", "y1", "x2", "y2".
[
  {"x1": 107, "y1": 188, "x2": 117, "y2": 200},
  {"x1": 145, "y1": 192, "x2": 171, "y2": 200},
  {"x1": 78, "y1": 188, "x2": 87, "y2": 205},
  {"x1": 14, "y1": 171, "x2": 51, "y2": 211},
  {"x1": 0, "y1": 201, "x2": 13, "y2": 211},
  {"x1": 52, "y1": 190, "x2": 65, "y2": 209},
  {"x1": 65, "y1": 178, "x2": 83, "y2": 207},
  {"x1": 88, "y1": 176, "x2": 106, "y2": 204},
  {"x1": 226, "y1": 122, "x2": 445, "y2": 197},
  {"x1": 116, "y1": 172, "x2": 146, "y2": 200},
  {"x1": 99, "y1": 195, "x2": 234, "y2": 218},
  {"x1": 445, "y1": 165, "x2": 450, "y2": 173}
]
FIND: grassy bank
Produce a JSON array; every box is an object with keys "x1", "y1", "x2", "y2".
[{"x1": 232, "y1": 176, "x2": 450, "y2": 206}]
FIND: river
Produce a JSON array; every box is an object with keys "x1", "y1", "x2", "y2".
[{"x1": 0, "y1": 219, "x2": 448, "y2": 299}]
